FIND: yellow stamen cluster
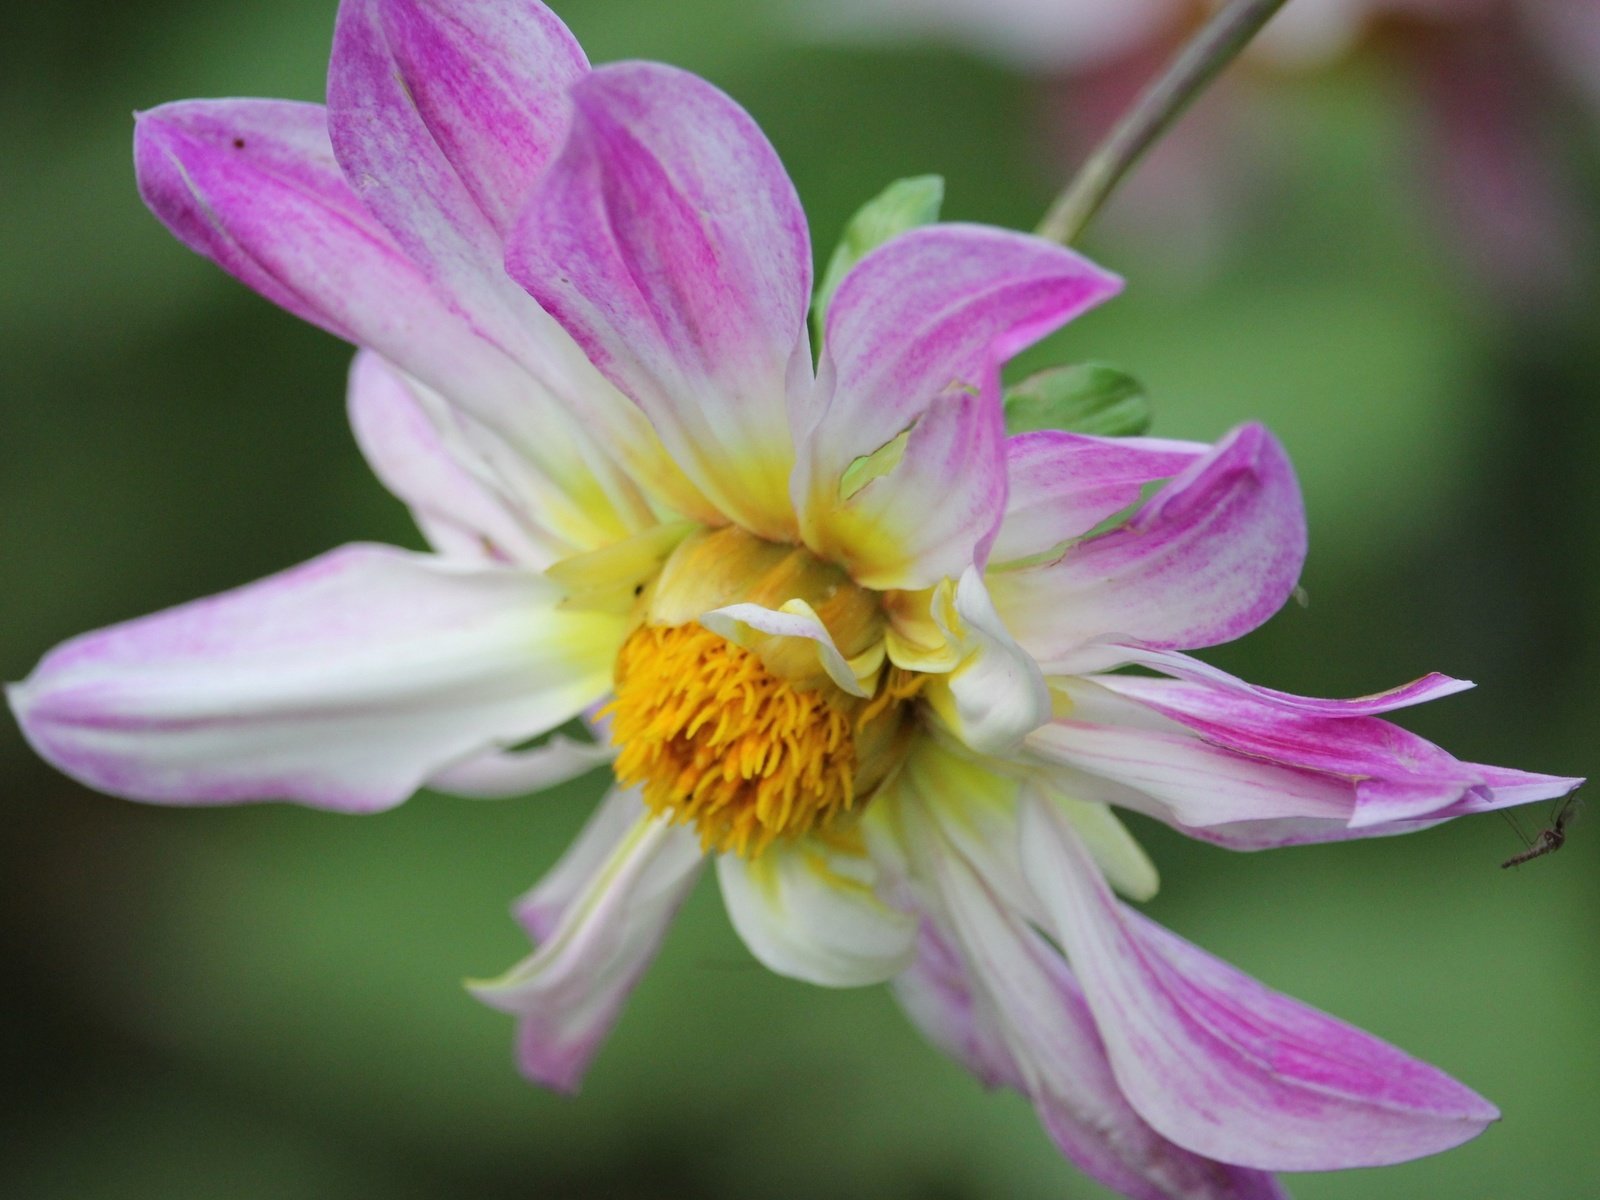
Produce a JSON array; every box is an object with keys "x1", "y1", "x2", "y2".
[{"x1": 604, "y1": 622, "x2": 918, "y2": 857}]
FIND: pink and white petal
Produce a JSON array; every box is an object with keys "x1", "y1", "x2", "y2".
[
  {"x1": 1020, "y1": 796, "x2": 1500, "y2": 1170},
  {"x1": 1096, "y1": 675, "x2": 1482, "y2": 805},
  {"x1": 718, "y1": 836, "x2": 916, "y2": 987},
  {"x1": 514, "y1": 788, "x2": 651, "y2": 941},
  {"x1": 891, "y1": 912, "x2": 1023, "y2": 1092},
  {"x1": 807, "y1": 370, "x2": 1008, "y2": 591},
  {"x1": 509, "y1": 62, "x2": 812, "y2": 538},
  {"x1": 992, "y1": 431, "x2": 1208, "y2": 564},
  {"x1": 805, "y1": 224, "x2": 1120, "y2": 484},
  {"x1": 329, "y1": 0, "x2": 588, "y2": 248},
  {"x1": 797, "y1": 229, "x2": 1119, "y2": 582},
  {"x1": 136, "y1": 100, "x2": 520, "y2": 406},
  {"x1": 471, "y1": 805, "x2": 703, "y2": 1092},
  {"x1": 699, "y1": 601, "x2": 870, "y2": 697},
  {"x1": 922, "y1": 569, "x2": 1051, "y2": 756},
  {"x1": 1109, "y1": 644, "x2": 1475, "y2": 717},
  {"x1": 329, "y1": 0, "x2": 695, "y2": 522},
  {"x1": 347, "y1": 350, "x2": 556, "y2": 564},
  {"x1": 901, "y1": 806, "x2": 1288, "y2": 1200},
  {"x1": 1027, "y1": 680, "x2": 1359, "y2": 833},
  {"x1": 427, "y1": 734, "x2": 613, "y2": 801},
  {"x1": 8, "y1": 545, "x2": 622, "y2": 813},
  {"x1": 135, "y1": 100, "x2": 657, "y2": 546},
  {"x1": 990, "y1": 424, "x2": 1306, "y2": 672}
]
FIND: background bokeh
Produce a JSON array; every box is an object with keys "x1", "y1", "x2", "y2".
[{"x1": 3, "y1": 2, "x2": 1597, "y2": 1197}]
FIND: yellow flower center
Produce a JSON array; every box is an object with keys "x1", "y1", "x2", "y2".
[
  {"x1": 593, "y1": 525, "x2": 927, "y2": 856},
  {"x1": 604, "y1": 624, "x2": 924, "y2": 858}
]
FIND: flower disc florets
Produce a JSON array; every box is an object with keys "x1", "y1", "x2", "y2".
[{"x1": 604, "y1": 527, "x2": 922, "y2": 856}]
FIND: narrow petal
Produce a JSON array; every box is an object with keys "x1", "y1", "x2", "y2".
[
  {"x1": 508, "y1": 61, "x2": 813, "y2": 538},
  {"x1": 887, "y1": 791, "x2": 1287, "y2": 1200},
  {"x1": 990, "y1": 424, "x2": 1306, "y2": 671},
  {"x1": 514, "y1": 788, "x2": 651, "y2": 940},
  {"x1": 718, "y1": 836, "x2": 915, "y2": 987},
  {"x1": 1020, "y1": 795, "x2": 1501, "y2": 1170},
  {"x1": 9, "y1": 545, "x2": 622, "y2": 813},
  {"x1": 471, "y1": 804, "x2": 703, "y2": 1092},
  {"x1": 1109, "y1": 645, "x2": 1475, "y2": 717},
  {"x1": 993, "y1": 432, "x2": 1208, "y2": 564},
  {"x1": 1027, "y1": 676, "x2": 1582, "y2": 848},
  {"x1": 920, "y1": 569, "x2": 1051, "y2": 756},
  {"x1": 135, "y1": 99, "x2": 658, "y2": 547},
  {"x1": 427, "y1": 734, "x2": 613, "y2": 801},
  {"x1": 799, "y1": 225, "x2": 1121, "y2": 587}
]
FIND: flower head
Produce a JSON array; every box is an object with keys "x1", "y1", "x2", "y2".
[{"x1": 8, "y1": 2, "x2": 1581, "y2": 1197}]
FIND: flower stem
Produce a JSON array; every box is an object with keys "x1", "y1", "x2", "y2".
[{"x1": 1037, "y1": 0, "x2": 1293, "y2": 246}]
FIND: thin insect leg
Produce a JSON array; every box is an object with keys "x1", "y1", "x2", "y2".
[{"x1": 1499, "y1": 807, "x2": 1533, "y2": 849}]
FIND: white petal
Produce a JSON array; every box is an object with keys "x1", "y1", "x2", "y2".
[
  {"x1": 10, "y1": 545, "x2": 622, "y2": 812},
  {"x1": 471, "y1": 803, "x2": 703, "y2": 1092},
  {"x1": 717, "y1": 836, "x2": 916, "y2": 987}
]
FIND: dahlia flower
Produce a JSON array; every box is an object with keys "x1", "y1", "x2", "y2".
[{"x1": 8, "y1": 2, "x2": 1579, "y2": 1197}]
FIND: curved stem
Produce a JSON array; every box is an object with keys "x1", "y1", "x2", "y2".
[{"x1": 1037, "y1": 0, "x2": 1294, "y2": 246}]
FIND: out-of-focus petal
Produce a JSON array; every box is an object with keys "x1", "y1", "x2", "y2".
[
  {"x1": 428, "y1": 734, "x2": 613, "y2": 801},
  {"x1": 919, "y1": 569, "x2": 1051, "y2": 756},
  {"x1": 1020, "y1": 795, "x2": 1501, "y2": 1170},
  {"x1": 513, "y1": 788, "x2": 651, "y2": 940},
  {"x1": 8, "y1": 545, "x2": 622, "y2": 813},
  {"x1": 347, "y1": 350, "x2": 559, "y2": 565},
  {"x1": 993, "y1": 431, "x2": 1207, "y2": 564},
  {"x1": 509, "y1": 61, "x2": 812, "y2": 539},
  {"x1": 471, "y1": 803, "x2": 703, "y2": 1092},
  {"x1": 990, "y1": 424, "x2": 1305, "y2": 672},
  {"x1": 717, "y1": 836, "x2": 915, "y2": 987},
  {"x1": 799, "y1": 225, "x2": 1120, "y2": 587}
]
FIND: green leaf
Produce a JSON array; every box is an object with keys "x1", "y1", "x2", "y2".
[
  {"x1": 812, "y1": 175, "x2": 944, "y2": 343},
  {"x1": 1003, "y1": 363, "x2": 1152, "y2": 437}
]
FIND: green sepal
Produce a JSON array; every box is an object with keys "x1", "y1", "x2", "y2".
[
  {"x1": 812, "y1": 175, "x2": 944, "y2": 343},
  {"x1": 1003, "y1": 363, "x2": 1152, "y2": 438}
]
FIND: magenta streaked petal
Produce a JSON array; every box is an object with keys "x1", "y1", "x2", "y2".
[
  {"x1": 1110, "y1": 645, "x2": 1476, "y2": 716},
  {"x1": 1028, "y1": 684, "x2": 1357, "y2": 833},
  {"x1": 347, "y1": 350, "x2": 556, "y2": 565},
  {"x1": 991, "y1": 424, "x2": 1306, "y2": 670},
  {"x1": 472, "y1": 803, "x2": 703, "y2": 1092},
  {"x1": 135, "y1": 99, "x2": 513, "y2": 390},
  {"x1": 799, "y1": 225, "x2": 1120, "y2": 585},
  {"x1": 329, "y1": 0, "x2": 674, "y2": 473},
  {"x1": 427, "y1": 734, "x2": 613, "y2": 802},
  {"x1": 1020, "y1": 796, "x2": 1501, "y2": 1171},
  {"x1": 7, "y1": 546, "x2": 622, "y2": 813},
  {"x1": 135, "y1": 99, "x2": 658, "y2": 544},
  {"x1": 329, "y1": 0, "x2": 588, "y2": 245},
  {"x1": 993, "y1": 432, "x2": 1208, "y2": 564},
  {"x1": 894, "y1": 795, "x2": 1288, "y2": 1200},
  {"x1": 508, "y1": 61, "x2": 812, "y2": 538},
  {"x1": 891, "y1": 914, "x2": 1023, "y2": 1092}
]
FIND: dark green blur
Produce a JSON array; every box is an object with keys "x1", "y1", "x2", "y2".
[{"x1": 2, "y1": 3, "x2": 1597, "y2": 1198}]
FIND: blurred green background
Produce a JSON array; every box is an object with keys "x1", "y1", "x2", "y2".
[{"x1": 3, "y1": 2, "x2": 1597, "y2": 1197}]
